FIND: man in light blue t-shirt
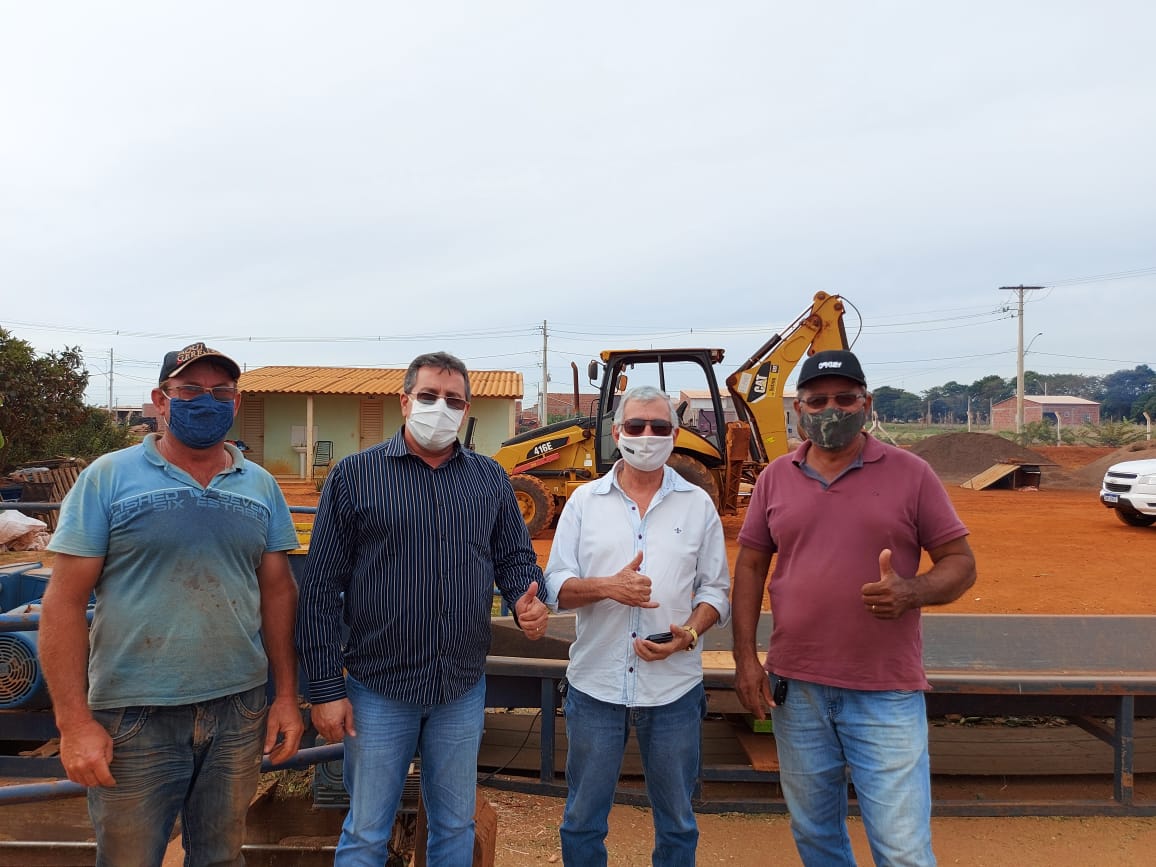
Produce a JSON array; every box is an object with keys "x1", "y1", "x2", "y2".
[{"x1": 39, "y1": 342, "x2": 303, "y2": 867}]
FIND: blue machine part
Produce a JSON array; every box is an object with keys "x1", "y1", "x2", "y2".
[
  {"x1": 0, "y1": 561, "x2": 44, "y2": 613},
  {"x1": 311, "y1": 736, "x2": 420, "y2": 812},
  {"x1": 311, "y1": 737, "x2": 350, "y2": 809},
  {"x1": 0, "y1": 605, "x2": 49, "y2": 710}
]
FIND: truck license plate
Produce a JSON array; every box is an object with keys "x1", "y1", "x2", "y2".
[{"x1": 1103, "y1": 493, "x2": 1119, "y2": 504}]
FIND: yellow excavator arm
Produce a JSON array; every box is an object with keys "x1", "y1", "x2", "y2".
[{"x1": 724, "y1": 291, "x2": 849, "y2": 464}]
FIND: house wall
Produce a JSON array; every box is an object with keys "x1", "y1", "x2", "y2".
[
  {"x1": 253, "y1": 394, "x2": 363, "y2": 474},
  {"x1": 991, "y1": 401, "x2": 1100, "y2": 431},
  {"x1": 469, "y1": 398, "x2": 516, "y2": 456},
  {"x1": 991, "y1": 403, "x2": 1043, "y2": 432},
  {"x1": 232, "y1": 393, "x2": 518, "y2": 475}
]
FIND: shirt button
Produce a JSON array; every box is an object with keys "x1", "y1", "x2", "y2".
[
  {"x1": 628, "y1": 667, "x2": 634, "y2": 673},
  {"x1": 631, "y1": 632, "x2": 637, "y2": 638},
  {"x1": 638, "y1": 534, "x2": 642, "y2": 539}
]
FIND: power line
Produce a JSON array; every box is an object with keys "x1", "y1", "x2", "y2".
[{"x1": 1041, "y1": 265, "x2": 1156, "y2": 288}]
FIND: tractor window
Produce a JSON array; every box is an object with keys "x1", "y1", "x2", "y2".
[{"x1": 595, "y1": 354, "x2": 728, "y2": 473}]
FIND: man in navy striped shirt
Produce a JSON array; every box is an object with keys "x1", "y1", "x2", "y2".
[{"x1": 296, "y1": 351, "x2": 549, "y2": 866}]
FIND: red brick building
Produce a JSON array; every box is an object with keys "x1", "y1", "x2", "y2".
[{"x1": 990, "y1": 395, "x2": 1100, "y2": 432}]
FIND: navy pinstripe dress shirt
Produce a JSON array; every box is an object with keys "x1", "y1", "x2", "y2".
[{"x1": 295, "y1": 428, "x2": 544, "y2": 706}]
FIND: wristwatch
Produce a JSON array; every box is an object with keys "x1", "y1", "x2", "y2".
[{"x1": 682, "y1": 625, "x2": 699, "y2": 651}]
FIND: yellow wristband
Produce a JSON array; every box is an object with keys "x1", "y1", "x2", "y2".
[{"x1": 683, "y1": 625, "x2": 699, "y2": 651}]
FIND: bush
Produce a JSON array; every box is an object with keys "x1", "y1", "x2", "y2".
[
  {"x1": 42, "y1": 407, "x2": 135, "y2": 462},
  {"x1": 1076, "y1": 421, "x2": 1146, "y2": 447}
]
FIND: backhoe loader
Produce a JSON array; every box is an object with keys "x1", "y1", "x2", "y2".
[{"x1": 492, "y1": 292, "x2": 850, "y2": 536}]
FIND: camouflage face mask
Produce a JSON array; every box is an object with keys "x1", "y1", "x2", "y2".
[{"x1": 799, "y1": 406, "x2": 866, "y2": 451}]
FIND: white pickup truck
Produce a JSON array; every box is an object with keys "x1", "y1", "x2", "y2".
[{"x1": 1100, "y1": 457, "x2": 1156, "y2": 527}]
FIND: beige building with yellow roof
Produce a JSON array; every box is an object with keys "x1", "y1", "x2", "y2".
[{"x1": 225, "y1": 366, "x2": 523, "y2": 480}]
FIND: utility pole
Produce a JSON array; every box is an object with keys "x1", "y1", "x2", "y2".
[
  {"x1": 1000, "y1": 285, "x2": 1043, "y2": 436},
  {"x1": 108, "y1": 348, "x2": 114, "y2": 416},
  {"x1": 538, "y1": 320, "x2": 549, "y2": 427}
]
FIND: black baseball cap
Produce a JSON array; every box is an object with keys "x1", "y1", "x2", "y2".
[
  {"x1": 796, "y1": 349, "x2": 867, "y2": 388},
  {"x1": 159, "y1": 342, "x2": 242, "y2": 384}
]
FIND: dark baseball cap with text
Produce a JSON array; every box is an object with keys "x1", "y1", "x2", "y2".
[
  {"x1": 159, "y1": 342, "x2": 242, "y2": 384},
  {"x1": 796, "y1": 350, "x2": 866, "y2": 388}
]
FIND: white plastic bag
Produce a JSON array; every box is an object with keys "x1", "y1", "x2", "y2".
[{"x1": 0, "y1": 511, "x2": 48, "y2": 546}]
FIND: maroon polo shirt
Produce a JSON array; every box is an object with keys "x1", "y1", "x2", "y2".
[{"x1": 738, "y1": 434, "x2": 968, "y2": 691}]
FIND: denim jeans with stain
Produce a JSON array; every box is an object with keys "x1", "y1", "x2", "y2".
[
  {"x1": 771, "y1": 677, "x2": 935, "y2": 867},
  {"x1": 87, "y1": 683, "x2": 268, "y2": 867}
]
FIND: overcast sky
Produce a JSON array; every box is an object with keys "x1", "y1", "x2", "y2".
[{"x1": 3, "y1": 2, "x2": 1154, "y2": 409}]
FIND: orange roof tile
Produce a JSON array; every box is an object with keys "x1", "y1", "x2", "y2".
[{"x1": 238, "y1": 366, "x2": 523, "y2": 399}]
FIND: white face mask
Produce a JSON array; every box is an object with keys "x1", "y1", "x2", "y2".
[
  {"x1": 406, "y1": 398, "x2": 465, "y2": 451},
  {"x1": 617, "y1": 434, "x2": 674, "y2": 472}
]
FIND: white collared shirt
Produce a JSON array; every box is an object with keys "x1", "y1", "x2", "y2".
[{"x1": 544, "y1": 462, "x2": 731, "y2": 707}]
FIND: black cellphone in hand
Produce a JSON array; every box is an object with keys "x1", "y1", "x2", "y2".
[{"x1": 645, "y1": 632, "x2": 674, "y2": 644}]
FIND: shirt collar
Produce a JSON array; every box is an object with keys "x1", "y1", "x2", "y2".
[
  {"x1": 142, "y1": 433, "x2": 245, "y2": 473},
  {"x1": 141, "y1": 436, "x2": 242, "y2": 478},
  {"x1": 590, "y1": 460, "x2": 696, "y2": 496},
  {"x1": 382, "y1": 427, "x2": 465, "y2": 463}
]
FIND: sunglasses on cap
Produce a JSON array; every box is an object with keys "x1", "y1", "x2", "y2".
[{"x1": 620, "y1": 418, "x2": 674, "y2": 437}]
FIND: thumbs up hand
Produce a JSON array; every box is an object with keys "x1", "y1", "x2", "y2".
[
  {"x1": 516, "y1": 580, "x2": 549, "y2": 640},
  {"x1": 860, "y1": 548, "x2": 916, "y2": 619},
  {"x1": 608, "y1": 551, "x2": 659, "y2": 608}
]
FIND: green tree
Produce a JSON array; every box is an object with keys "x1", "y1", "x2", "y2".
[
  {"x1": 871, "y1": 386, "x2": 923, "y2": 422},
  {"x1": 1027, "y1": 371, "x2": 1099, "y2": 397},
  {"x1": 0, "y1": 328, "x2": 130, "y2": 470},
  {"x1": 1100, "y1": 365, "x2": 1156, "y2": 420},
  {"x1": 1137, "y1": 392, "x2": 1156, "y2": 422},
  {"x1": 45, "y1": 406, "x2": 134, "y2": 460}
]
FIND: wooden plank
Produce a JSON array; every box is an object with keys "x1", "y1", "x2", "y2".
[
  {"x1": 928, "y1": 718, "x2": 1156, "y2": 776},
  {"x1": 730, "y1": 720, "x2": 779, "y2": 771},
  {"x1": 961, "y1": 463, "x2": 1020, "y2": 490}
]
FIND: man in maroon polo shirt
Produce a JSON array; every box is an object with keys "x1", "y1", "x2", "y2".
[{"x1": 731, "y1": 349, "x2": 977, "y2": 867}]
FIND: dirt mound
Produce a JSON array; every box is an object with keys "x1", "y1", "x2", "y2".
[
  {"x1": 907, "y1": 432, "x2": 1066, "y2": 485},
  {"x1": 1074, "y1": 439, "x2": 1156, "y2": 487}
]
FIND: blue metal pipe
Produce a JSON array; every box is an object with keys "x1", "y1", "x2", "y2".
[
  {"x1": 0, "y1": 742, "x2": 345, "y2": 806},
  {"x1": 0, "y1": 610, "x2": 93, "y2": 633}
]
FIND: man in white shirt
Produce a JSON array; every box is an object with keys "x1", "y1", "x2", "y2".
[{"x1": 544, "y1": 385, "x2": 731, "y2": 867}]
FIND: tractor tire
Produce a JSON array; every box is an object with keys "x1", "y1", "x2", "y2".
[
  {"x1": 666, "y1": 453, "x2": 720, "y2": 509},
  {"x1": 510, "y1": 474, "x2": 557, "y2": 538}
]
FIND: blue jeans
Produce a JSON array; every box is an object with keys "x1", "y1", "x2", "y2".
[
  {"x1": 561, "y1": 684, "x2": 705, "y2": 867},
  {"x1": 87, "y1": 684, "x2": 268, "y2": 867},
  {"x1": 337, "y1": 674, "x2": 486, "y2": 867},
  {"x1": 770, "y1": 677, "x2": 935, "y2": 867}
]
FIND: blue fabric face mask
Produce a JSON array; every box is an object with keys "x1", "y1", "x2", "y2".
[{"x1": 167, "y1": 392, "x2": 236, "y2": 449}]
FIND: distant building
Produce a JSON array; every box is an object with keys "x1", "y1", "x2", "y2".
[
  {"x1": 109, "y1": 405, "x2": 146, "y2": 426},
  {"x1": 677, "y1": 389, "x2": 736, "y2": 437},
  {"x1": 678, "y1": 388, "x2": 802, "y2": 439},
  {"x1": 227, "y1": 365, "x2": 523, "y2": 478},
  {"x1": 519, "y1": 391, "x2": 600, "y2": 430},
  {"x1": 990, "y1": 395, "x2": 1100, "y2": 432}
]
